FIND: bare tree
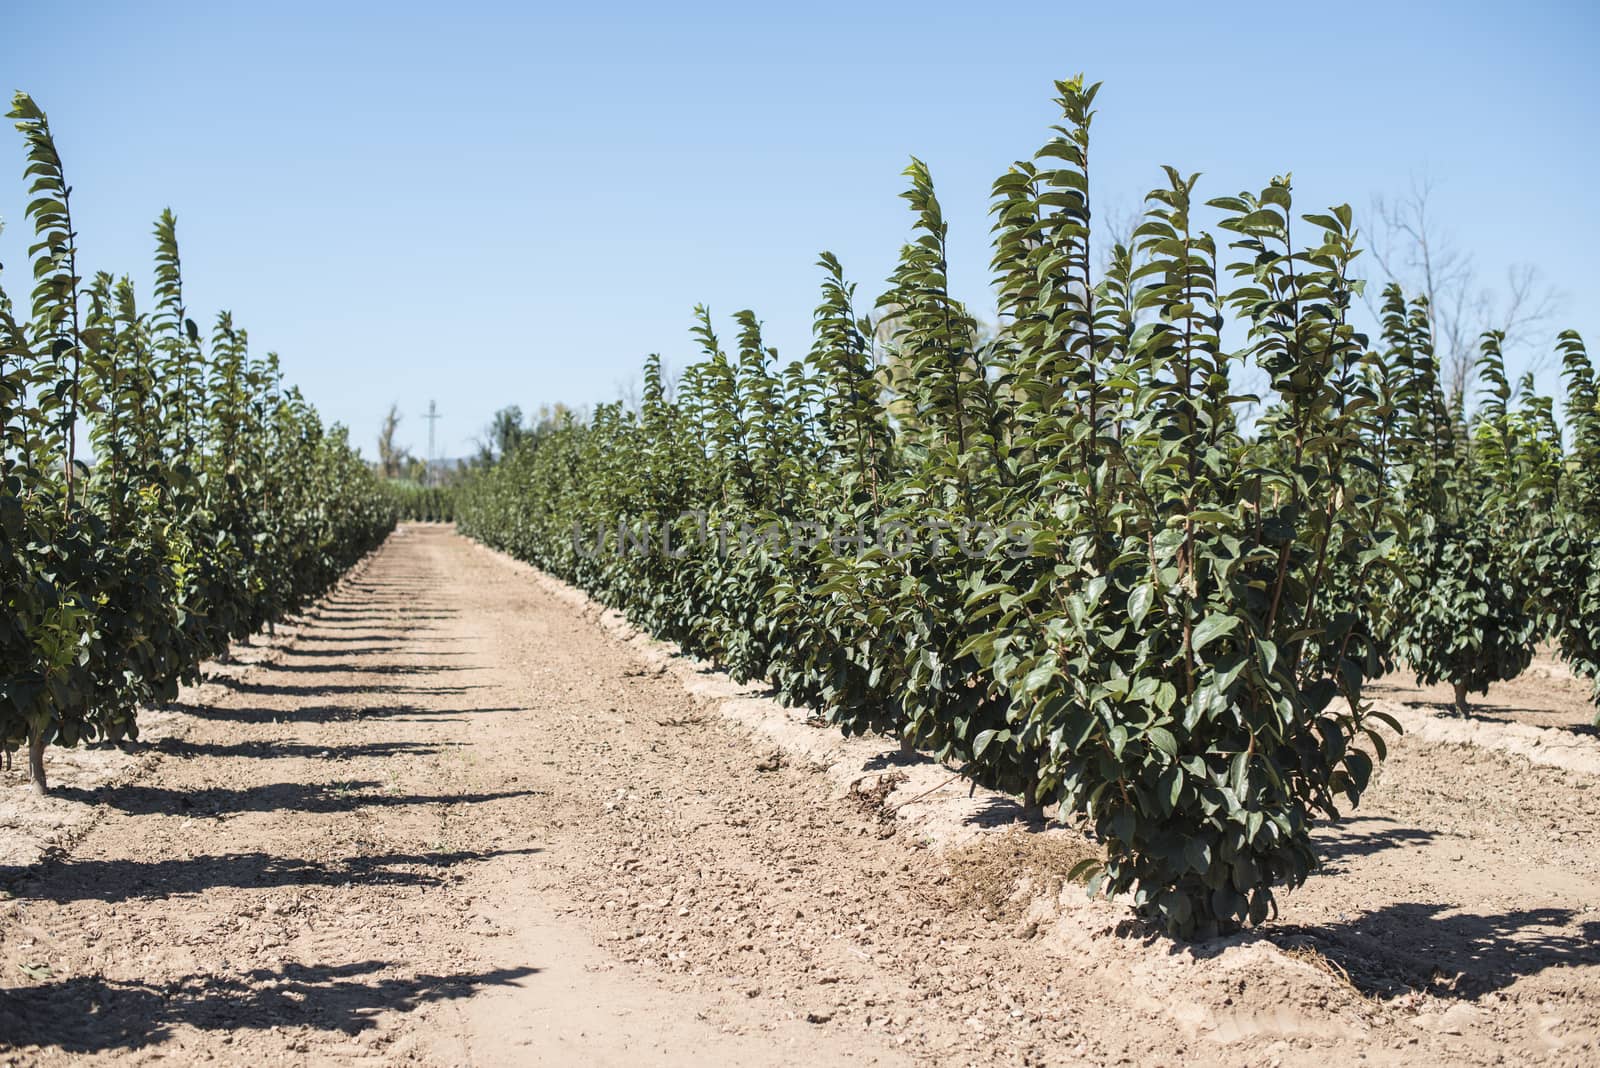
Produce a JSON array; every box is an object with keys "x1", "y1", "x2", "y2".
[
  {"x1": 472, "y1": 405, "x2": 526, "y2": 465},
  {"x1": 376, "y1": 403, "x2": 410, "y2": 479},
  {"x1": 615, "y1": 374, "x2": 641, "y2": 413},
  {"x1": 659, "y1": 359, "x2": 677, "y2": 405},
  {"x1": 1368, "y1": 175, "x2": 1561, "y2": 413},
  {"x1": 531, "y1": 402, "x2": 576, "y2": 433},
  {"x1": 1094, "y1": 198, "x2": 1142, "y2": 280}
]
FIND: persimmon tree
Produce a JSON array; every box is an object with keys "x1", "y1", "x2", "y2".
[
  {"x1": 455, "y1": 75, "x2": 1590, "y2": 936},
  {"x1": 1, "y1": 93, "x2": 395, "y2": 792}
]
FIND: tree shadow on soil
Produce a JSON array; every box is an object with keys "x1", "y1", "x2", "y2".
[
  {"x1": 51, "y1": 780, "x2": 540, "y2": 819},
  {"x1": 0, "y1": 959, "x2": 538, "y2": 1053},
  {"x1": 175, "y1": 702, "x2": 524, "y2": 725},
  {"x1": 293, "y1": 634, "x2": 465, "y2": 644},
  {"x1": 862, "y1": 751, "x2": 924, "y2": 771},
  {"x1": 294, "y1": 624, "x2": 451, "y2": 634},
  {"x1": 154, "y1": 738, "x2": 461, "y2": 761},
  {"x1": 322, "y1": 592, "x2": 443, "y2": 601},
  {"x1": 204, "y1": 678, "x2": 486, "y2": 698},
  {"x1": 1, "y1": 847, "x2": 541, "y2": 903},
  {"x1": 281, "y1": 647, "x2": 471, "y2": 658},
  {"x1": 253, "y1": 661, "x2": 478, "y2": 676},
  {"x1": 1312, "y1": 816, "x2": 1438, "y2": 871},
  {"x1": 1279, "y1": 903, "x2": 1600, "y2": 999},
  {"x1": 311, "y1": 611, "x2": 460, "y2": 622},
  {"x1": 958, "y1": 794, "x2": 1050, "y2": 831},
  {"x1": 1401, "y1": 698, "x2": 1599, "y2": 739}
]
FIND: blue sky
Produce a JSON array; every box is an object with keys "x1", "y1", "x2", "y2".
[{"x1": 3, "y1": 1, "x2": 1596, "y2": 459}]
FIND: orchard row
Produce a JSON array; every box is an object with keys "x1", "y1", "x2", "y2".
[
  {"x1": 458, "y1": 77, "x2": 1600, "y2": 938},
  {"x1": 1, "y1": 93, "x2": 395, "y2": 792}
]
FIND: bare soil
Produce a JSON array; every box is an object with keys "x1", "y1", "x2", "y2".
[
  {"x1": 1, "y1": 523, "x2": 1596, "y2": 1066},
  {"x1": 1371, "y1": 654, "x2": 1600, "y2": 737}
]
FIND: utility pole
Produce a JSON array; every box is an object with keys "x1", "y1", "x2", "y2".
[{"x1": 423, "y1": 400, "x2": 441, "y2": 487}]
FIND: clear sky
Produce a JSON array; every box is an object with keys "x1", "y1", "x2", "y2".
[{"x1": 3, "y1": 1, "x2": 1596, "y2": 460}]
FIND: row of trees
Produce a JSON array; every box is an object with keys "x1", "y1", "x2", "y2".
[
  {"x1": 383, "y1": 481, "x2": 456, "y2": 522},
  {"x1": 1310, "y1": 285, "x2": 1600, "y2": 722},
  {"x1": 457, "y1": 77, "x2": 1596, "y2": 938},
  {"x1": 1, "y1": 93, "x2": 395, "y2": 792},
  {"x1": 371, "y1": 402, "x2": 585, "y2": 519}
]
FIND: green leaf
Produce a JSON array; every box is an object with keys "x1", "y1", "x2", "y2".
[
  {"x1": 973, "y1": 728, "x2": 1010, "y2": 757},
  {"x1": 1128, "y1": 582, "x2": 1155, "y2": 628},
  {"x1": 1192, "y1": 613, "x2": 1240, "y2": 654},
  {"x1": 1146, "y1": 725, "x2": 1179, "y2": 758}
]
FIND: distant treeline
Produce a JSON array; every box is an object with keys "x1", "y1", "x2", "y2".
[{"x1": 384, "y1": 481, "x2": 456, "y2": 522}]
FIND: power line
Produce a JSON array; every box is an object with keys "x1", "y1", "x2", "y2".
[{"x1": 423, "y1": 400, "x2": 441, "y2": 487}]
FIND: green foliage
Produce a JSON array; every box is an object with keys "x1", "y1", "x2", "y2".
[
  {"x1": 455, "y1": 75, "x2": 1452, "y2": 939},
  {"x1": 384, "y1": 481, "x2": 456, "y2": 522},
  {"x1": 1528, "y1": 332, "x2": 1600, "y2": 717},
  {"x1": 983, "y1": 164, "x2": 1399, "y2": 938},
  {"x1": 0, "y1": 92, "x2": 395, "y2": 789},
  {"x1": 1384, "y1": 309, "x2": 1553, "y2": 707}
]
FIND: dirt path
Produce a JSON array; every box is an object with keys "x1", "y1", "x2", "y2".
[{"x1": 2, "y1": 524, "x2": 1597, "y2": 1066}]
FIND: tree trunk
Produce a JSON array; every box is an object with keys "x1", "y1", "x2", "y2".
[
  {"x1": 1452, "y1": 680, "x2": 1469, "y2": 714},
  {"x1": 27, "y1": 727, "x2": 47, "y2": 796}
]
